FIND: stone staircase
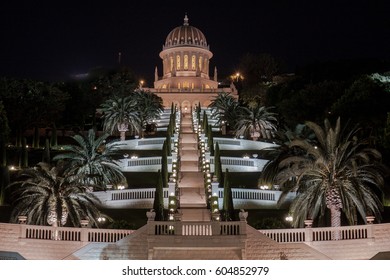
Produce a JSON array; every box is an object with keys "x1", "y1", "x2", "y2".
[
  {"x1": 178, "y1": 112, "x2": 209, "y2": 221},
  {"x1": 66, "y1": 225, "x2": 149, "y2": 260}
]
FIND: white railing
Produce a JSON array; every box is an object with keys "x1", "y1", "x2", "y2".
[
  {"x1": 214, "y1": 139, "x2": 241, "y2": 146},
  {"x1": 117, "y1": 156, "x2": 173, "y2": 172},
  {"x1": 111, "y1": 189, "x2": 169, "y2": 201},
  {"x1": 209, "y1": 156, "x2": 269, "y2": 172},
  {"x1": 138, "y1": 139, "x2": 165, "y2": 146},
  {"x1": 182, "y1": 223, "x2": 212, "y2": 236},
  {"x1": 260, "y1": 224, "x2": 373, "y2": 243},
  {"x1": 148, "y1": 221, "x2": 246, "y2": 236},
  {"x1": 110, "y1": 136, "x2": 178, "y2": 150},
  {"x1": 20, "y1": 224, "x2": 134, "y2": 242},
  {"x1": 94, "y1": 186, "x2": 174, "y2": 209},
  {"x1": 212, "y1": 137, "x2": 279, "y2": 150},
  {"x1": 211, "y1": 183, "x2": 296, "y2": 209},
  {"x1": 221, "y1": 189, "x2": 277, "y2": 201}
]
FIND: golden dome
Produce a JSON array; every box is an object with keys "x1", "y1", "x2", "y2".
[{"x1": 163, "y1": 15, "x2": 209, "y2": 50}]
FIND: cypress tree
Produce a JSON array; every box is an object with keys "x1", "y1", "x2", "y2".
[
  {"x1": 153, "y1": 170, "x2": 165, "y2": 221},
  {"x1": 33, "y1": 126, "x2": 40, "y2": 148},
  {"x1": 171, "y1": 113, "x2": 176, "y2": 134},
  {"x1": 166, "y1": 134, "x2": 172, "y2": 156},
  {"x1": 50, "y1": 123, "x2": 57, "y2": 148},
  {"x1": 0, "y1": 138, "x2": 6, "y2": 167},
  {"x1": 0, "y1": 139, "x2": 9, "y2": 206},
  {"x1": 20, "y1": 137, "x2": 28, "y2": 168},
  {"x1": 222, "y1": 169, "x2": 234, "y2": 221},
  {"x1": 15, "y1": 129, "x2": 22, "y2": 148},
  {"x1": 161, "y1": 140, "x2": 168, "y2": 189},
  {"x1": 42, "y1": 138, "x2": 51, "y2": 164},
  {"x1": 214, "y1": 143, "x2": 222, "y2": 182},
  {"x1": 202, "y1": 111, "x2": 208, "y2": 131},
  {"x1": 208, "y1": 127, "x2": 214, "y2": 156}
]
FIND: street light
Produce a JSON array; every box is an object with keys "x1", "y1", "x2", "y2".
[{"x1": 230, "y1": 72, "x2": 244, "y2": 82}]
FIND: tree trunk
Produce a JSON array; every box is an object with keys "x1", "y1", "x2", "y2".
[
  {"x1": 250, "y1": 131, "x2": 260, "y2": 141},
  {"x1": 117, "y1": 123, "x2": 128, "y2": 141},
  {"x1": 120, "y1": 131, "x2": 126, "y2": 141},
  {"x1": 330, "y1": 206, "x2": 341, "y2": 240}
]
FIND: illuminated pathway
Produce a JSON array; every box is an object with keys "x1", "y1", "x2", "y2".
[{"x1": 177, "y1": 111, "x2": 210, "y2": 221}]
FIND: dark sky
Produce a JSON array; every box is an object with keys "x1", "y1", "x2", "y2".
[{"x1": 1, "y1": 1, "x2": 389, "y2": 84}]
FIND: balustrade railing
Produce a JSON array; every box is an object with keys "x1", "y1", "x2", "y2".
[
  {"x1": 149, "y1": 221, "x2": 246, "y2": 236},
  {"x1": 260, "y1": 224, "x2": 373, "y2": 243},
  {"x1": 110, "y1": 189, "x2": 169, "y2": 201},
  {"x1": 21, "y1": 224, "x2": 134, "y2": 242},
  {"x1": 138, "y1": 139, "x2": 165, "y2": 146},
  {"x1": 214, "y1": 139, "x2": 241, "y2": 146}
]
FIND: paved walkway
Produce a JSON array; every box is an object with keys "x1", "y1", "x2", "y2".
[{"x1": 178, "y1": 112, "x2": 210, "y2": 221}]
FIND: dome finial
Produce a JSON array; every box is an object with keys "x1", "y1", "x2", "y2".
[{"x1": 184, "y1": 13, "x2": 189, "y2": 26}]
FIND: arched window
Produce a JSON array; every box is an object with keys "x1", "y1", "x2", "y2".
[
  {"x1": 184, "y1": 55, "x2": 188, "y2": 70},
  {"x1": 191, "y1": 55, "x2": 196, "y2": 70},
  {"x1": 178, "y1": 83, "x2": 181, "y2": 89},
  {"x1": 176, "y1": 55, "x2": 181, "y2": 70},
  {"x1": 199, "y1": 57, "x2": 203, "y2": 72},
  {"x1": 183, "y1": 81, "x2": 189, "y2": 89},
  {"x1": 170, "y1": 57, "x2": 174, "y2": 72}
]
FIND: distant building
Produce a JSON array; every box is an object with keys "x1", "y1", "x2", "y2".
[{"x1": 144, "y1": 15, "x2": 237, "y2": 109}]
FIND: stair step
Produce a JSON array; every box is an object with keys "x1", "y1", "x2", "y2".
[{"x1": 179, "y1": 208, "x2": 211, "y2": 221}]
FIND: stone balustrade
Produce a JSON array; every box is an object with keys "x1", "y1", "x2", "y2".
[
  {"x1": 10, "y1": 223, "x2": 134, "y2": 243},
  {"x1": 117, "y1": 156, "x2": 174, "y2": 172},
  {"x1": 209, "y1": 156, "x2": 269, "y2": 172},
  {"x1": 260, "y1": 224, "x2": 373, "y2": 242},
  {"x1": 211, "y1": 182, "x2": 296, "y2": 209},
  {"x1": 94, "y1": 185, "x2": 175, "y2": 209},
  {"x1": 148, "y1": 221, "x2": 246, "y2": 236}
]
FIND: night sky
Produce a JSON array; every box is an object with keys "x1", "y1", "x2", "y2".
[{"x1": 1, "y1": 1, "x2": 389, "y2": 84}]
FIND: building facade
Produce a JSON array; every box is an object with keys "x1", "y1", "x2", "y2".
[{"x1": 145, "y1": 15, "x2": 237, "y2": 109}]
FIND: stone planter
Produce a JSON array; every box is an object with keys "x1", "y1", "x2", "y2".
[
  {"x1": 366, "y1": 216, "x2": 375, "y2": 224},
  {"x1": 304, "y1": 219, "x2": 313, "y2": 228},
  {"x1": 80, "y1": 219, "x2": 89, "y2": 227},
  {"x1": 18, "y1": 215, "x2": 27, "y2": 224}
]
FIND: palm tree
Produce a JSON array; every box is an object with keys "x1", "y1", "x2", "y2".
[
  {"x1": 53, "y1": 129, "x2": 125, "y2": 190},
  {"x1": 235, "y1": 104, "x2": 277, "y2": 140},
  {"x1": 132, "y1": 89, "x2": 163, "y2": 137},
  {"x1": 100, "y1": 95, "x2": 140, "y2": 141},
  {"x1": 209, "y1": 92, "x2": 239, "y2": 130},
  {"x1": 8, "y1": 162, "x2": 101, "y2": 227},
  {"x1": 276, "y1": 118, "x2": 386, "y2": 229},
  {"x1": 261, "y1": 123, "x2": 315, "y2": 186}
]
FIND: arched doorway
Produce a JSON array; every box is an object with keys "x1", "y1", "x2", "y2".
[{"x1": 181, "y1": 100, "x2": 191, "y2": 113}]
